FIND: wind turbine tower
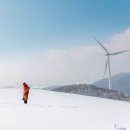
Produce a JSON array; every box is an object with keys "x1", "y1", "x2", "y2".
[{"x1": 93, "y1": 37, "x2": 129, "y2": 90}]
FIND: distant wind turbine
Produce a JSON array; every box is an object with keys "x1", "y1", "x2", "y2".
[{"x1": 93, "y1": 37, "x2": 130, "y2": 90}]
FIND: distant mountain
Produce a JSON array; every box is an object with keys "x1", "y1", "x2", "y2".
[
  {"x1": 93, "y1": 73, "x2": 130, "y2": 93},
  {"x1": 43, "y1": 85, "x2": 60, "y2": 91},
  {"x1": 51, "y1": 84, "x2": 130, "y2": 102}
]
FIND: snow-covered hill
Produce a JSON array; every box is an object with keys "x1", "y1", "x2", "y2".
[
  {"x1": 0, "y1": 88, "x2": 130, "y2": 130},
  {"x1": 93, "y1": 73, "x2": 130, "y2": 93},
  {"x1": 51, "y1": 84, "x2": 130, "y2": 102}
]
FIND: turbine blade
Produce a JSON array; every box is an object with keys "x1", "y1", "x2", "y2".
[
  {"x1": 93, "y1": 37, "x2": 109, "y2": 54},
  {"x1": 103, "y1": 58, "x2": 108, "y2": 78},
  {"x1": 110, "y1": 50, "x2": 130, "y2": 55}
]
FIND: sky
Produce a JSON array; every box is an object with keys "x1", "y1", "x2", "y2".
[{"x1": 0, "y1": 0, "x2": 130, "y2": 87}]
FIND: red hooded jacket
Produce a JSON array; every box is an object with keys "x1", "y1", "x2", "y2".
[{"x1": 23, "y1": 82, "x2": 30, "y2": 96}]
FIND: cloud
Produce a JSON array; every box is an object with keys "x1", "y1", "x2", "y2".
[
  {"x1": 107, "y1": 28, "x2": 130, "y2": 75},
  {"x1": 110, "y1": 28, "x2": 130, "y2": 45},
  {"x1": 0, "y1": 28, "x2": 130, "y2": 87},
  {"x1": 0, "y1": 45, "x2": 105, "y2": 87}
]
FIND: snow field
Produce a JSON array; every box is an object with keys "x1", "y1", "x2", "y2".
[{"x1": 0, "y1": 88, "x2": 130, "y2": 130}]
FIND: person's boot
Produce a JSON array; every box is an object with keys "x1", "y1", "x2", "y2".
[{"x1": 24, "y1": 100, "x2": 27, "y2": 104}]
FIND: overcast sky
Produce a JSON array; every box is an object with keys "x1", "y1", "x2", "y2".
[{"x1": 0, "y1": 0, "x2": 130, "y2": 87}]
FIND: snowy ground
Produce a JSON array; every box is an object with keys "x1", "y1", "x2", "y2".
[{"x1": 0, "y1": 88, "x2": 130, "y2": 130}]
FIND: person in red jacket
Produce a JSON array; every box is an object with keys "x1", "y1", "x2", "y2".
[{"x1": 22, "y1": 82, "x2": 30, "y2": 104}]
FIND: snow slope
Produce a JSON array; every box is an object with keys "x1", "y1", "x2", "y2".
[{"x1": 0, "y1": 88, "x2": 130, "y2": 130}]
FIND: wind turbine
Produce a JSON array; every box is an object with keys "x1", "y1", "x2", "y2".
[{"x1": 93, "y1": 37, "x2": 130, "y2": 90}]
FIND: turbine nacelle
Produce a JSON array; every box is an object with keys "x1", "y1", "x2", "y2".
[{"x1": 105, "y1": 53, "x2": 110, "y2": 56}]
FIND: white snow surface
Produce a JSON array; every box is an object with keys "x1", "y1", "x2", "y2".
[{"x1": 0, "y1": 88, "x2": 130, "y2": 130}]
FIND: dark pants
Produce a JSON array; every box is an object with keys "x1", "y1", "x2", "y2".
[{"x1": 22, "y1": 94, "x2": 28, "y2": 104}]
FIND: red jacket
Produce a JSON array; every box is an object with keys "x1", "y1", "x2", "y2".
[{"x1": 23, "y1": 83, "x2": 30, "y2": 96}]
